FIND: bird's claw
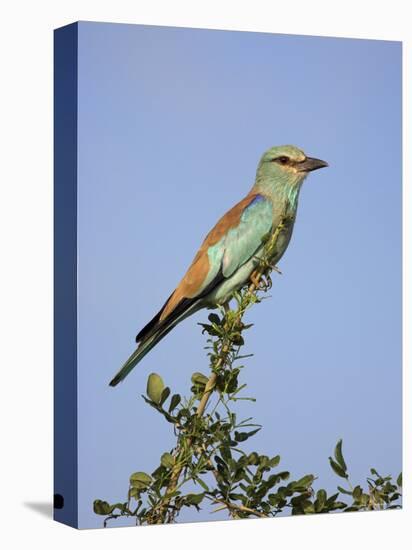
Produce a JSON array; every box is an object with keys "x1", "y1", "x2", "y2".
[
  {"x1": 259, "y1": 273, "x2": 272, "y2": 290},
  {"x1": 251, "y1": 261, "x2": 281, "y2": 290},
  {"x1": 250, "y1": 272, "x2": 261, "y2": 288}
]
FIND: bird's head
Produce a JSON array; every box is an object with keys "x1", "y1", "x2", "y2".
[{"x1": 255, "y1": 145, "x2": 328, "y2": 188}]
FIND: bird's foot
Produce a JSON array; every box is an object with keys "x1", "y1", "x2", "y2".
[
  {"x1": 259, "y1": 273, "x2": 273, "y2": 291},
  {"x1": 250, "y1": 270, "x2": 272, "y2": 291},
  {"x1": 250, "y1": 271, "x2": 261, "y2": 288}
]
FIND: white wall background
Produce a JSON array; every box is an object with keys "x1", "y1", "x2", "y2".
[{"x1": 0, "y1": 0, "x2": 409, "y2": 548}]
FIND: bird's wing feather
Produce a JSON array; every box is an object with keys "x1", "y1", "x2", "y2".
[
  {"x1": 221, "y1": 194, "x2": 273, "y2": 277},
  {"x1": 158, "y1": 193, "x2": 273, "y2": 322}
]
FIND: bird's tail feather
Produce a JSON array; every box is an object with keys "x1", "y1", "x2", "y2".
[
  {"x1": 109, "y1": 327, "x2": 173, "y2": 387},
  {"x1": 109, "y1": 301, "x2": 201, "y2": 387}
]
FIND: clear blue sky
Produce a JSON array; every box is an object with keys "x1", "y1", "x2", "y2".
[{"x1": 76, "y1": 22, "x2": 401, "y2": 528}]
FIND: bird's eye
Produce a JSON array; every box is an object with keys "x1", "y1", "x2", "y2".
[{"x1": 277, "y1": 156, "x2": 289, "y2": 164}]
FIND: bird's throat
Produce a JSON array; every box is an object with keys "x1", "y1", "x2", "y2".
[{"x1": 255, "y1": 175, "x2": 304, "y2": 215}]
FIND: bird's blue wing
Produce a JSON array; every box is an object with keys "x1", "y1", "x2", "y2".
[{"x1": 218, "y1": 194, "x2": 273, "y2": 278}]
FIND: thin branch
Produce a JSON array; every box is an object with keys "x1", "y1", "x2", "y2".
[{"x1": 206, "y1": 496, "x2": 268, "y2": 519}]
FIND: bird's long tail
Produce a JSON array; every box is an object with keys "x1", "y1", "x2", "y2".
[{"x1": 109, "y1": 300, "x2": 201, "y2": 387}]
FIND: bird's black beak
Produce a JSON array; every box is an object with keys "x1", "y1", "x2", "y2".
[{"x1": 298, "y1": 157, "x2": 329, "y2": 172}]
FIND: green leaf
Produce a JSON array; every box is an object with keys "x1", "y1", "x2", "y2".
[
  {"x1": 397, "y1": 472, "x2": 402, "y2": 488},
  {"x1": 229, "y1": 492, "x2": 246, "y2": 503},
  {"x1": 93, "y1": 500, "x2": 114, "y2": 515},
  {"x1": 360, "y1": 494, "x2": 370, "y2": 507},
  {"x1": 128, "y1": 487, "x2": 140, "y2": 500},
  {"x1": 130, "y1": 471, "x2": 152, "y2": 489},
  {"x1": 194, "y1": 477, "x2": 210, "y2": 492},
  {"x1": 220, "y1": 445, "x2": 232, "y2": 463},
  {"x1": 269, "y1": 455, "x2": 281, "y2": 468},
  {"x1": 291, "y1": 496, "x2": 314, "y2": 515},
  {"x1": 232, "y1": 333, "x2": 244, "y2": 346},
  {"x1": 334, "y1": 439, "x2": 347, "y2": 472},
  {"x1": 225, "y1": 370, "x2": 240, "y2": 393},
  {"x1": 208, "y1": 313, "x2": 221, "y2": 325},
  {"x1": 352, "y1": 485, "x2": 362, "y2": 501},
  {"x1": 294, "y1": 474, "x2": 315, "y2": 488},
  {"x1": 337, "y1": 485, "x2": 353, "y2": 495},
  {"x1": 290, "y1": 493, "x2": 311, "y2": 506},
  {"x1": 198, "y1": 322, "x2": 213, "y2": 334},
  {"x1": 146, "y1": 373, "x2": 165, "y2": 404},
  {"x1": 177, "y1": 407, "x2": 191, "y2": 420},
  {"x1": 325, "y1": 492, "x2": 339, "y2": 506},
  {"x1": 302, "y1": 501, "x2": 315, "y2": 514},
  {"x1": 330, "y1": 501, "x2": 347, "y2": 510},
  {"x1": 191, "y1": 372, "x2": 209, "y2": 386},
  {"x1": 268, "y1": 493, "x2": 284, "y2": 506},
  {"x1": 258, "y1": 455, "x2": 269, "y2": 468},
  {"x1": 168, "y1": 393, "x2": 181, "y2": 412},
  {"x1": 234, "y1": 428, "x2": 260, "y2": 442},
  {"x1": 159, "y1": 386, "x2": 171, "y2": 406},
  {"x1": 329, "y1": 457, "x2": 348, "y2": 479},
  {"x1": 266, "y1": 473, "x2": 282, "y2": 488},
  {"x1": 247, "y1": 452, "x2": 259, "y2": 465},
  {"x1": 160, "y1": 452, "x2": 174, "y2": 469},
  {"x1": 383, "y1": 481, "x2": 396, "y2": 493},
  {"x1": 186, "y1": 493, "x2": 204, "y2": 505},
  {"x1": 315, "y1": 489, "x2": 327, "y2": 512}
]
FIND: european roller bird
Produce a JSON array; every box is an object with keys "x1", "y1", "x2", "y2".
[{"x1": 109, "y1": 145, "x2": 328, "y2": 386}]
